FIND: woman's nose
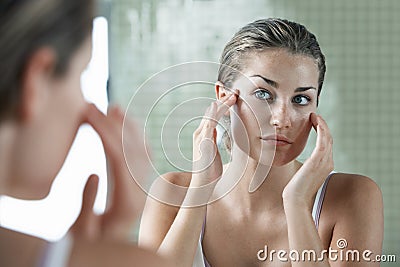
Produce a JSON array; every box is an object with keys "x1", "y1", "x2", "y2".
[{"x1": 269, "y1": 103, "x2": 291, "y2": 129}]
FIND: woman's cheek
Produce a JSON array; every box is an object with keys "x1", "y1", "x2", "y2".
[
  {"x1": 230, "y1": 102, "x2": 250, "y2": 154},
  {"x1": 292, "y1": 110, "x2": 313, "y2": 150},
  {"x1": 230, "y1": 97, "x2": 268, "y2": 153}
]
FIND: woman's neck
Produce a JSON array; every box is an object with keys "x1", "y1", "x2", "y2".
[{"x1": 224, "y1": 144, "x2": 302, "y2": 212}]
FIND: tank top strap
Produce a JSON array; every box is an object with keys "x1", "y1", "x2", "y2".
[
  {"x1": 37, "y1": 233, "x2": 73, "y2": 267},
  {"x1": 312, "y1": 171, "x2": 335, "y2": 229}
]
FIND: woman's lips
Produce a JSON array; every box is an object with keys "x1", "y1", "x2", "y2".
[{"x1": 260, "y1": 134, "x2": 293, "y2": 146}]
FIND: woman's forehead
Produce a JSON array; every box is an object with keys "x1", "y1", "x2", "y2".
[{"x1": 235, "y1": 50, "x2": 319, "y2": 90}]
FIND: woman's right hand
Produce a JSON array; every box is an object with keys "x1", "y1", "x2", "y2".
[
  {"x1": 190, "y1": 92, "x2": 237, "y2": 189},
  {"x1": 152, "y1": 91, "x2": 238, "y2": 267}
]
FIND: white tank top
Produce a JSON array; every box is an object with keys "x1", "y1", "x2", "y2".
[{"x1": 37, "y1": 233, "x2": 73, "y2": 267}]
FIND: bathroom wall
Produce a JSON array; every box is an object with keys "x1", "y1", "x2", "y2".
[{"x1": 108, "y1": 0, "x2": 400, "y2": 260}]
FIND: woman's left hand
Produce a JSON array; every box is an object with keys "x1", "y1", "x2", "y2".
[
  {"x1": 71, "y1": 104, "x2": 150, "y2": 242},
  {"x1": 282, "y1": 113, "x2": 334, "y2": 209}
]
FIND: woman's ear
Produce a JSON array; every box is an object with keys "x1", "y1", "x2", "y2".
[
  {"x1": 215, "y1": 81, "x2": 227, "y2": 100},
  {"x1": 215, "y1": 81, "x2": 232, "y2": 116},
  {"x1": 19, "y1": 47, "x2": 56, "y2": 122}
]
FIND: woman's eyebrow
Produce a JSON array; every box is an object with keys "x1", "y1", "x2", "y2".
[
  {"x1": 250, "y1": 74, "x2": 316, "y2": 92},
  {"x1": 295, "y1": 87, "x2": 316, "y2": 92},
  {"x1": 250, "y1": 74, "x2": 278, "y2": 88}
]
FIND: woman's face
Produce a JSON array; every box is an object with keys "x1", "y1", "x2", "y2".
[
  {"x1": 229, "y1": 49, "x2": 319, "y2": 166},
  {"x1": 8, "y1": 37, "x2": 92, "y2": 199}
]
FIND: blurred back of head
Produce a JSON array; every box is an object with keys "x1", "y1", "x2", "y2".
[{"x1": 0, "y1": 0, "x2": 94, "y2": 120}]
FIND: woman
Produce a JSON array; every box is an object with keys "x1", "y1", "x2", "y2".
[
  {"x1": 0, "y1": 0, "x2": 171, "y2": 266},
  {"x1": 139, "y1": 18, "x2": 383, "y2": 266}
]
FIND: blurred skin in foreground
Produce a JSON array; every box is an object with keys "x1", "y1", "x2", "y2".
[{"x1": 0, "y1": 0, "x2": 171, "y2": 266}]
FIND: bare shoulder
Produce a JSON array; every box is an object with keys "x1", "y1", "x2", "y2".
[
  {"x1": 324, "y1": 172, "x2": 383, "y2": 220},
  {"x1": 322, "y1": 173, "x2": 384, "y2": 255},
  {"x1": 158, "y1": 171, "x2": 192, "y2": 187},
  {"x1": 69, "y1": 239, "x2": 173, "y2": 267},
  {"x1": 146, "y1": 171, "x2": 192, "y2": 206},
  {"x1": 139, "y1": 171, "x2": 192, "y2": 248},
  {"x1": 328, "y1": 172, "x2": 382, "y2": 203}
]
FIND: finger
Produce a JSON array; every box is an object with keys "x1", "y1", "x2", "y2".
[
  {"x1": 87, "y1": 104, "x2": 124, "y2": 137},
  {"x1": 81, "y1": 175, "x2": 99, "y2": 217},
  {"x1": 309, "y1": 120, "x2": 324, "y2": 162},
  {"x1": 207, "y1": 101, "x2": 218, "y2": 128},
  {"x1": 86, "y1": 105, "x2": 130, "y2": 203},
  {"x1": 201, "y1": 93, "x2": 236, "y2": 128},
  {"x1": 72, "y1": 175, "x2": 99, "y2": 238},
  {"x1": 216, "y1": 89, "x2": 238, "y2": 105},
  {"x1": 312, "y1": 119, "x2": 332, "y2": 163},
  {"x1": 216, "y1": 88, "x2": 238, "y2": 108},
  {"x1": 315, "y1": 124, "x2": 328, "y2": 158},
  {"x1": 86, "y1": 104, "x2": 116, "y2": 143},
  {"x1": 199, "y1": 102, "x2": 217, "y2": 132},
  {"x1": 316, "y1": 115, "x2": 332, "y2": 140},
  {"x1": 310, "y1": 113, "x2": 330, "y2": 144},
  {"x1": 85, "y1": 103, "x2": 110, "y2": 129},
  {"x1": 86, "y1": 104, "x2": 123, "y2": 162},
  {"x1": 318, "y1": 116, "x2": 334, "y2": 168},
  {"x1": 221, "y1": 86, "x2": 238, "y2": 96},
  {"x1": 198, "y1": 105, "x2": 212, "y2": 130},
  {"x1": 197, "y1": 92, "x2": 237, "y2": 132},
  {"x1": 310, "y1": 112, "x2": 318, "y2": 131},
  {"x1": 316, "y1": 115, "x2": 333, "y2": 150},
  {"x1": 108, "y1": 104, "x2": 125, "y2": 125},
  {"x1": 216, "y1": 93, "x2": 237, "y2": 119},
  {"x1": 216, "y1": 91, "x2": 235, "y2": 103},
  {"x1": 317, "y1": 129, "x2": 334, "y2": 173}
]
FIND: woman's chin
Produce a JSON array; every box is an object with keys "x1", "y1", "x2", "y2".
[
  {"x1": 271, "y1": 152, "x2": 299, "y2": 167},
  {"x1": 254, "y1": 148, "x2": 299, "y2": 167}
]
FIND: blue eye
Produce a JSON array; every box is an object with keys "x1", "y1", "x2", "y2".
[
  {"x1": 292, "y1": 95, "x2": 311, "y2": 105},
  {"x1": 254, "y1": 89, "x2": 272, "y2": 100}
]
